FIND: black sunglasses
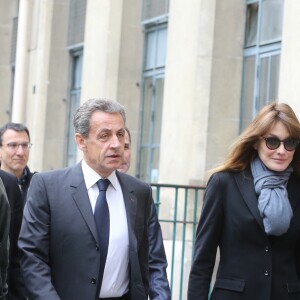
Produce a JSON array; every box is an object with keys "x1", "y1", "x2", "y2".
[{"x1": 264, "y1": 137, "x2": 300, "y2": 151}]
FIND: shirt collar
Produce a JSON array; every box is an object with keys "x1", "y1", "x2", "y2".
[{"x1": 81, "y1": 159, "x2": 118, "y2": 190}]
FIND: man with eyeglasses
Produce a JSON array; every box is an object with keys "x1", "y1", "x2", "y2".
[
  {"x1": 0, "y1": 122, "x2": 35, "y2": 207},
  {"x1": 0, "y1": 122, "x2": 34, "y2": 300}
]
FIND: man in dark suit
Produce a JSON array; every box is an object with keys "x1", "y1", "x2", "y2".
[
  {"x1": 18, "y1": 98, "x2": 169, "y2": 300},
  {"x1": 0, "y1": 169, "x2": 25, "y2": 300}
]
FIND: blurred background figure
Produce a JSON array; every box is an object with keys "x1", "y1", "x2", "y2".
[
  {"x1": 118, "y1": 127, "x2": 131, "y2": 173},
  {"x1": 0, "y1": 122, "x2": 35, "y2": 206}
]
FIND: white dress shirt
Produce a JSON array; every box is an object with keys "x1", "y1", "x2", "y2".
[{"x1": 81, "y1": 160, "x2": 129, "y2": 298}]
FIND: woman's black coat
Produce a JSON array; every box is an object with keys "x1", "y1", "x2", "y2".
[{"x1": 188, "y1": 168, "x2": 300, "y2": 300}]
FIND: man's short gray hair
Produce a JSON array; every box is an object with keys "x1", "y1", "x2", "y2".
[{"x1": 73, "y1": 98, "x2": 126, "y2": 138}]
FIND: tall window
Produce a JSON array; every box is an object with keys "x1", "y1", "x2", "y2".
[
  {"x1": 66, "y1": 49, "x2": 83, "y2": 166},
  {"x1": 240, "y1": 0, "x2": 283, "y2": 130},
  {"x1": 138, "y1": 24, "x2": 167, "y2": 182}
]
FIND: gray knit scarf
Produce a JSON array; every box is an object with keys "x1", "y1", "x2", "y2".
[{"x1": 251, "y1": 157, "x2": 293, "y2": 236}]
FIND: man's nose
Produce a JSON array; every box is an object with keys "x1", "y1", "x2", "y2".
[{"x1": 16, "y1": 145, "x2": 26, "y2": 154}]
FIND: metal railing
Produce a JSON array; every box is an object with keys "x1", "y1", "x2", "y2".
[{"x1": 151, "y1": 183, "x2": 206, "y2": 300}]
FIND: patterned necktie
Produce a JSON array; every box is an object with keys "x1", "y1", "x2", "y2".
[{"x1": 94, "y1": 178, "x2": 110, "y2": 290}]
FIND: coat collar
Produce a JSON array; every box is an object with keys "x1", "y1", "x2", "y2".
[
  {"x1": 234, "y1": 168, "x2": 300, "y2": 232},
  {"x1": 233, "y1": 168, "x2": 264, "y2": 231}
]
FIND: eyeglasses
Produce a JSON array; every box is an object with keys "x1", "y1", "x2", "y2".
[
  {"x1": 263, "y1": 137, "x2": 300, "y2": 151},
  {"x1": 3, "y1": 142, "x2": 32, "y2": 151}
]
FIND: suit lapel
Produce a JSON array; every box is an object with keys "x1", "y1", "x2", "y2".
[
  {"x1": 70, "y1": 163, "x2": 99, "y2": 243},
  {"x1": 117, "y1": 172, "x2": 138, "y2": 250},
  {"x1": 234, "y1": 169, "x2": 265, "y2": 231}
]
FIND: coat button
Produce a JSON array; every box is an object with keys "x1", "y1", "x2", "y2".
[
  {"x1": 264, "y1": 269, "x2": 269, "y2": 276},
  {"x1": 265, "y1": 246, "x2": 269, "y2": 252},
  {"x1": 91, "y1": 278, "x2": 97, "y2": 284},
  {"x1": 96, "y1": 246, "x2": 99, "y2": 251}
]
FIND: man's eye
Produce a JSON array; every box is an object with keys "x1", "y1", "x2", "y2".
[{"x1": 99, "y1": 133, "x2": 108, "y2": 139}]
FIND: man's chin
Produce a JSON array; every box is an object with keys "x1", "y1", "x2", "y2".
[
  {"x1": 13, "y1": 166, "x2": 25, "y2": 173},
  {"x1": 106, "y1": 161, "x2": 123, "y2": 171}
]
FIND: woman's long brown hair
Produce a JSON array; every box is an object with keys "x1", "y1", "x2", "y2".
[{"x1": 212, "y1": 102, "x2": 300, "y2": 175}]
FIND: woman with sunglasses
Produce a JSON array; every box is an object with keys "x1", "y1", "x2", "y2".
[{"x1": 188, "y1": 102, "x2": 300, "y2": 300}]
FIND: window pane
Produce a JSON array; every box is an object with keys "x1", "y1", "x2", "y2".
[
  {"x1": 145, "y1": 31, "x2": 156, "y2": 70},
  {"x1": 260, "y1": 0, "x2": 283, "y2": 45},
  {"x1": 73, "y1": 54, "x2": 83, "y2": 89},
  {"x1": 151, "y1": 147, "x2": 160, "y2": 182},
  {"x1": 258, "y1": 57, "x2": 268, "y2": 107},
  {"x1": 153, "y1": 77, "x2": 164, "y2": 144},
  {"x1": 245, "y1": 3, "x2": 258, "y2": 47},
  {"x1": 240, "y1": 56, "x2": 255, "y2": 131},
  {"x1": 258, "y1": 54, "x2": 280, "y2": 108},
  {"x1": 156, "y1": 28, "x2": 167, "y2": 68},
  {"x1": 66, "y1": 51, "x2": 83, "y2": 166},
  {"x1": 269, "y1": 54, "x2": 280, "y2": 100},
  {"x1": 145, "y1": 27, "x2": 167, "y2": 70}
]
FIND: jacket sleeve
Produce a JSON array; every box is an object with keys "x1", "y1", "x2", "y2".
[
  {"x1": 0, "y1": 178, "x2": 10, "y2": 300},
  {"x1": 18, "y1": 174, "x2": 60, "y2": 300},
  {"x1": 148, "y1": 200, "x2": 171, "y2": 300},
  {"x1": 187, "y1": 173, "x2": 224, "y2": 300}
]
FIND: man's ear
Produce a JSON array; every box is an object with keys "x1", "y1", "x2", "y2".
[{"x1": 75, "y1": 133, "x2": 87, "y2": 151}]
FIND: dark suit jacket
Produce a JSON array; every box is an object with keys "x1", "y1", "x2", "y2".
[
  {"x1": 0, "y1": 170, "x2": 26, "y2": 300},
  {"x1": 188, "y1": 168, "x2": 300, "y2": 300},
  {"x1": 0, "y1": 178, "x2": 10, "y2": 299},
  {"x1": 18, "y1": 163, "x2": 163, "y2": 300},
  {"x1": 148, "y1": 201, "x2": 171, "y2": 300}
]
